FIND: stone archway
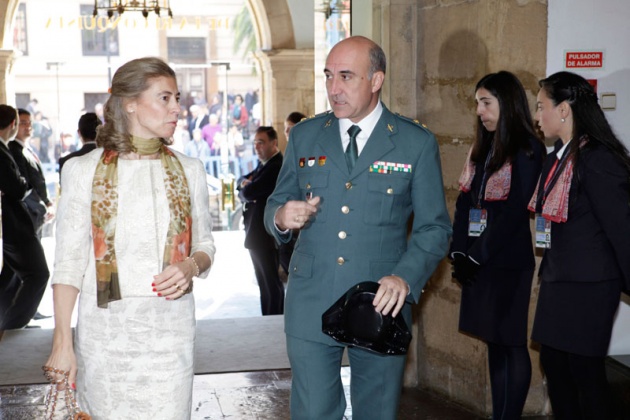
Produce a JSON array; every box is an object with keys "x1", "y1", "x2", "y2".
[
  {"x1": 0, "y1": 0, "x2": 20, "y2": 104},
  {"x1": 246, "y1": 0, "x2": 315, "y2": 151}
]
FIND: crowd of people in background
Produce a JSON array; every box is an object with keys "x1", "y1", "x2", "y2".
[
  {"x1": 171, "y1": 90, "x2": 262, "y2": 178},
  {"x1": 16, "y1": 88, "x2": 263, "y2": 184}
]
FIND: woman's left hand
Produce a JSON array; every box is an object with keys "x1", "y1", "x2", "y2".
[{"x1": 152, "y1": 259, "x2": 195, "y2": 300}]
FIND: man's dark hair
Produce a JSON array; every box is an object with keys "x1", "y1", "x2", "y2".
[
  {"x1": 78, "y1": 112, "x2": 102, "y2": 140},
  {"x1": 257, "y1": 126, "x2": 278, "y2": 141},
  {"x1": 286, "y1": 111, "x2": 306, "y2": 125},
  {"x1": 0, "y1": 104, "x2": 17, "y2": 130},
  {"x1": 17, "y1": 108, "x2": 31, "y2": 117}
]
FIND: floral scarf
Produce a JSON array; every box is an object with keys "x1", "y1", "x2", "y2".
[
  {"x1": 91, "y1": 137, "x2": 192, "y2": 308},
  {"x1": 528, "y1": 137, "x2": 586, "y2": 223},
  {"x1": 458, "y1": 147, "x2": 512, "y2": 201}
]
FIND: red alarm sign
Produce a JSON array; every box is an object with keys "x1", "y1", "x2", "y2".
[{"x1": 565, "y1": 51, "x2": 604, "y2": 69}]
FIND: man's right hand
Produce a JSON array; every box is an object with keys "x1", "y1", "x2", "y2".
[{"x1": 275, "y1": 196, "x2": 320, "y2": 230}]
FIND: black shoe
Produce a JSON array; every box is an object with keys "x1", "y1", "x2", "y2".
[
  {"x1": 24, "y1": 325, "x2": 42, "y2": 329},
  {"x1": 32, "y1": 312, "x2": 52, "y2": 320}
]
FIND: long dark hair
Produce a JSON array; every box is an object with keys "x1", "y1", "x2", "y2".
[
  {"x1": 538, "y1": 71, "x2": 630, "y2": 173},
  {"x1": 471, "y1": 71, "x2": 542, "y2": 173}
]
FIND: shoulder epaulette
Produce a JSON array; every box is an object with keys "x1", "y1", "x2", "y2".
[
  {"x1": 304, "y1": 110, "x2": 332, "y2": 120},
  {"x1": 395, "y1": 112, "x2": 429, "y2": 129}
]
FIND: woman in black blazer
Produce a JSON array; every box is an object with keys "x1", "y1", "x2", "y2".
[
  {"x1": 529, "y1": 71, "x2": 630, "y2": 420},
  {"x1": 451, "y1": 71, "x2": 545, "y2": 419}
]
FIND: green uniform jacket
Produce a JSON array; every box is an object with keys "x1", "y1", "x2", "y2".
[{"x1": 264, "y1": 104, "x2": 452, "y2": 345}]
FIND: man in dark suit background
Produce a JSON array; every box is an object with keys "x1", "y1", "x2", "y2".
[
  {"x1": 237, "y1": 126, "x2": 284, "y2": 315},
  {"x1": 58, "y1": 112, "x2": 101, "y2": 185},
  {"x1": 187, "y1": 104, "x2": 210, "y2": 138},
  {"x1": 264, "y1": 37, "x2": 452, "y2": 418},
  {"x1": 0, "y1": 105, "x2": 50, "y2": 334},
  {"x1": 9, "y1": 108, "x2": 55, "y2": 238}
]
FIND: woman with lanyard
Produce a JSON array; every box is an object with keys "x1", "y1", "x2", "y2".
[
  {"x1": 451, "y1": 71, "x2": 545, "y2": 419},
  {"x1": 529, "y1": 71, "x2": 630, "y2": 420}
]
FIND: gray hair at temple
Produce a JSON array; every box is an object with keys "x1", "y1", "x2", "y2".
[{"x1": 368, "y1": 43, "x2": 387, "y2": 80}]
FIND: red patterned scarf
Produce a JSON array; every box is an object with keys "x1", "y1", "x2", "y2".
[
  {"x1": 458, "y1": 147, "x2": 512, "y2": 201},
  {"x1": 528, "y1": 137, "x2": 585, "y2": 223}
]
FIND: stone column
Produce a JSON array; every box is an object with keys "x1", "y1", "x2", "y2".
[
  {"x1": 0, "y1": 49, "x2": 16, "y2": 105},
  {"x1": 253, "y1": 48, "x2": 315, "y2": 152}
]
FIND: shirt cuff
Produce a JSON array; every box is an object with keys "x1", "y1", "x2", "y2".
[{"x1": 274, "y1": 207, "x2": 290, "y2": 235}]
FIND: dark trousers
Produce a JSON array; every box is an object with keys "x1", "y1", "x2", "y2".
[
  {"x1": 248, "y1": 246, "x2": 284, "y2": 315},
  {"x1": 487, "y1": 342, "x2": 532, "y2": 420},
  {"x1": 540, "y1": 345, "x2": 612, "y2": 420},
  {"x1": 0, "y1": 235, "x2": 49, "y2": 330}
]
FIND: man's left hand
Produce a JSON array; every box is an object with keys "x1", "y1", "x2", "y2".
[
  {"x1": 373, "y1": 275, "x2": 409, "y2": 318},
  {"x1": 44, "y1": 205, "x2": 56, "y2": 223}
]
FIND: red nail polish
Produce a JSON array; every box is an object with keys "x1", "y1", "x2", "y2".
[
  {"x1": 152, "y1": 288, "x2": 156, "y2": 292},
  {"x1": 72, "y1": 383, "x2": 76, "y2": 390},
  {"x1": 157, "y1": 293, "x2": 162, "y2": 297},
  {"x1": 151, "y1": 283, "x2": 155, "y2": 287}
]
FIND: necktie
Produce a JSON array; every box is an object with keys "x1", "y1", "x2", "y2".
[
  {"x1": 345, "y1": 125, "x2": 361, "y2": 172},
  {"x1": 27, "y1": 146, "x2": 41, "y2": 164}
]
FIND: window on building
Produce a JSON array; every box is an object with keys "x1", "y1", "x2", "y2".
[
  {"x1": 167, "y1": 37, "x2": 207, "y2": 63},
  {"x1": 16, "y1": 94, "x2": 31, "y2": 110},
  {"x1": 80, "y1": 4, "x2": 119, "y2": 57},
  {"x1": 13, "y1": 3, "x2": 28, "y2": 55},
  {"x1": 84, "y1": 93, "x2": 109, "y2": 121}
]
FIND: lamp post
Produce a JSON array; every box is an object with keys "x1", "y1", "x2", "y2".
[
  {"x1": 210, "y1": 61, "x2": 231, "y2": 138},
  {"x1": 46, "y1": 61, "x2": 64, "y2": 139}
]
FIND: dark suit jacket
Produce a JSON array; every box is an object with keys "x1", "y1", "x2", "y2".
[
  {"x1": 450, "y1": 136, "x2": 545, "y2": 269},
  {"x1": 9, "y1": 140, "x2": 50, "y2": 220},
  {"x1": 58, "y1": 142, "x2": 98, "y2": 184},
  {"x1": 188, "y1": 114, "x2": 210, "y2": 137},
  {"x1": 237, "y1": 152, "x2": 283, "y2": 249},
  {"x1": 0, "y1": 141, "x2": 36, "y2": 240},
  {"x1": 263, "y1": 105, "x2": 452, "y2": 345},
  {"x1": 535, "y1": 141, "x2": 630, "y2": 291}
]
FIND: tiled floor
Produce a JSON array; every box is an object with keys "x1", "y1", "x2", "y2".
[
  {"x1": 0, "y1": 232, "x2": 552, "y2": 419},
  {"x1": 0, "y1": 368, "x2": 490, "y2": 419}
]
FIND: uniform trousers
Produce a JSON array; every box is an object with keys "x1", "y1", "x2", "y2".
[{"x1": 286, "y1": 334, "x2": 406, "y2": 420}]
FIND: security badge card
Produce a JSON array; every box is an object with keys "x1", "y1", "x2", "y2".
[
  {"x1": 534, "y1": 215, "x2": 552, "y2": 248},
  {"x1": 468, "y1": 208, "x2": 487, "y2": 237}
]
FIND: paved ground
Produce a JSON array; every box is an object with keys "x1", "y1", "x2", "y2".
[{"x1": 1, "y1": 231, "x2": 555, "y2": 419}]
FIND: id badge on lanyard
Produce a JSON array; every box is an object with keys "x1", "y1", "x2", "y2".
[
  {"x1": 468, "y1": 208, "x2": 488, "y2": 237},
  {"x1": 468, "y1": 153, "x2": 492, "y2": 237},
  {"x1": 535, "y1": 214, "x2": 552, "y2": 248}
]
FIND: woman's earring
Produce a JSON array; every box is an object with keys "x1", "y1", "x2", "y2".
[{"x1": 561, "y1": 118, "x2": 565, "y2": 123}]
